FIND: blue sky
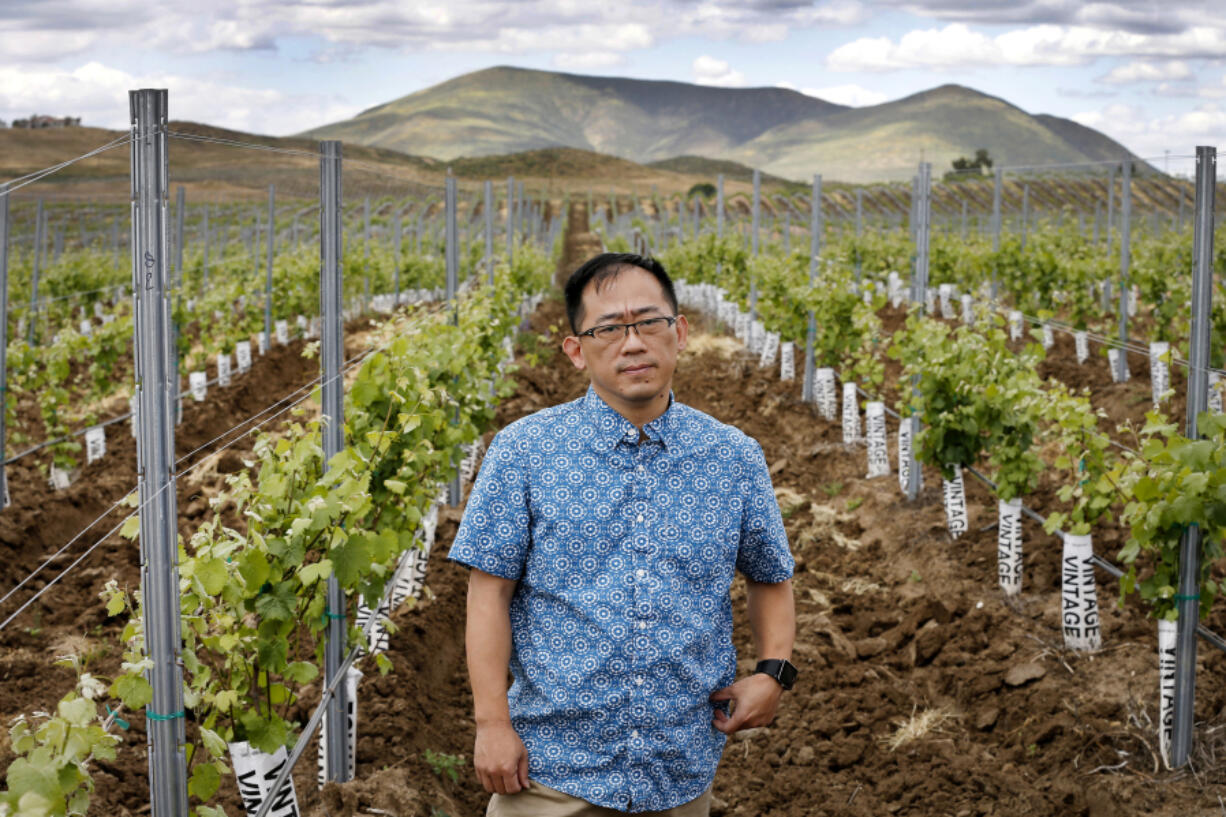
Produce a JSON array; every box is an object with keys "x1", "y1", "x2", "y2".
[{"x1": 2, "y1": 0, "x2": 1223, "y2": 175}]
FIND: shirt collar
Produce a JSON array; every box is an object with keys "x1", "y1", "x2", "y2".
[{"x1": 582, "y1": 386, "x2": 681, "y2": 453}]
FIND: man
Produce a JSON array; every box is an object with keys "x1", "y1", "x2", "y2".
[{"x1": 449, "y1": 252, "x2": 797, "y2": 816}]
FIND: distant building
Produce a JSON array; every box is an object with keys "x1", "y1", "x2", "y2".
[{"x1": 11, "y1": 115, "x2": 82, "y2": 128}]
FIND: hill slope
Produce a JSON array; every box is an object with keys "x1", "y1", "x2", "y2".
[
  {"x1": 303, "y1": 69, "x2": 1139, "y2": 183},
  {"x1": 302, "y1": 65, "x2": 845, "y2": 164},
  {"x1": 721, "y1": 85, "x2": 1139, "y2": 183}
]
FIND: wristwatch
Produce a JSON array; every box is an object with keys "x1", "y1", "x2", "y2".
[{"x1": 754, "y1": 659, "x2": 798, "y2": 691}]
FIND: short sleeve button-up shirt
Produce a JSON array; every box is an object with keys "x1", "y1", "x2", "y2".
[{"x1": 448, "y1": 387, "x2": 793, "y2": 813}]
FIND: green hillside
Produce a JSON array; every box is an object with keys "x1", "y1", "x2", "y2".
[
  {"x1": 303, "y1": 69, "x2": 1139, "y2": 184},
  {"x1": 721, "y1": 85, "x2": 1138, "y2": 184},
  {"x1": 302, "y1": 65, "x2": 843, "y2": 164}
]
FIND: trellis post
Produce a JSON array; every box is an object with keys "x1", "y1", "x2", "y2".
[
  {"x1": 318, "y1": 139, "x2": 350, "y2": 783},
  {"x1": 130, "y1": 87, "x2": 189, "y2": 817},
  {"x1": 1171, "y1": 145, "x2": 1216, "y2": 767}
]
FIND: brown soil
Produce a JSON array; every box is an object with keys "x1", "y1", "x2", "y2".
[
  {"x1": 555, "y1": 199, "x2": 605, "y2": 289},
  {"x1": 308, "y1": 295, "x2": 1226, "y2": 817}
]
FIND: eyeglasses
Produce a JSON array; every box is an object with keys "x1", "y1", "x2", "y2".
[{"x1": 577, "y1": 315, "x2": 678, "y2": 345}]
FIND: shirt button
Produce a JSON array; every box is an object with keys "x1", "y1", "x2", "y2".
[
  {"x1": 635, "y1": 677, "x2": 644, "y2": 685},
  {"x1": 636, "y1": 569, "x2": 646, "y2": 578},
  {"x1": 631, "y1": 730, "x2": 640, "y2": 739},
  {"x1": 637, "y1": 465, "x2": 645, "y2": 473},
  {"x1": 638, "y1": 622, "x2": 647, "y2": 629},
  {"x1": 636, "y1": 514, "x2": 644, "y2": 523}
]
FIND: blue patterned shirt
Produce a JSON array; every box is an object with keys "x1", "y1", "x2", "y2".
[{"x1": 448, "y1": 387, "x2": 793, "y2": 812}]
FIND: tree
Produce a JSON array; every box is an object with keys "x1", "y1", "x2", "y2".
[
  {"x1": 944, "y1": 149, "x2": 993, "y2": 183},
  {"x1": 687, "y1": 182, "x2": 717, "y2": 199}
]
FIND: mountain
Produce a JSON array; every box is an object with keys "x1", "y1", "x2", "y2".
[
  {"x1": 303, "y1": 68, "x2": 1139, "y2": 184},
  {"x1": 719, "y1": 85, "x2": 1140, "y2": 183},
  {"x1": 302, "y1": 66, "x2": 844, "y2": 166}
]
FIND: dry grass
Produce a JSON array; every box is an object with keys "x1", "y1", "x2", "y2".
[
  {"x1": 796, "y1": 503, "x2": 861, "y2": 551},
  {"x1": 841, "y1": 577, "x2": 882, "y2": 595},
  {"x1": 683, "y1": 333, "x2": 744, "y2": 359},
  {"x1": 881, "y1": 705, "x2": 961, "y2": 752},
  {"x1": 774, "y1": 486, "x2": 809, "y2": 516}
]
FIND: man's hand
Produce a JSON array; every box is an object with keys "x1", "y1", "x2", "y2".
[
  {"x1": 709, "y1": 673, "x2": 784, "y2": 734},
  {"x1": 474, "y1": 719, "x2": 531, "y2": 795}
]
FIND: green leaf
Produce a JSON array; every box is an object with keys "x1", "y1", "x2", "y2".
[
  {"x1": 57, "y1": 696, "x2": 95, "y2": 727},
  {"x1": 253, "y1": 581, "x2": 297, "y2": 621},
  {"x1": 188, "y1": 762, "x2": 221, "y2": 801},
  {"x1": 239, "y1": 712, "x2": 290, "y2": 754},
  {"x1": 5, "y1": 757, "x2": 59, "y2": 804},
  {"x1": 120, "y1": 515, "x2": 140, "y2": 540},
  {"x1": 331, "y1": 534, "x2": 371, "y2": 587},
  {"x1": 237, "y1": 551, "x2": 270, "y2": 591},
  {"x1": 194, "y1": 558, "x2": 228, "y2": 597},
  {"x1": 383, "y1": 479, "x2": 407, "y2": 495},
  {"x1": 111, "y1": 675, "x2": 153, "y2": 709},
  {"x1": 284, "y1": 661, "x2": 319, "y2": 684},
  {"x1": 199, "y1": 727, "x2": 227, "y2": 759},
  {"x1": 298, "y1": 560, "x2": 332, "y2": 586}
]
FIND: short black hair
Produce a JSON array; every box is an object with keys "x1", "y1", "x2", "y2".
[{"x1": 564, "y1": 253, "x2": 678, "y2": 334}]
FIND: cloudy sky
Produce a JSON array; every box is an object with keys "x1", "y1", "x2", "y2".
[{"x1": 2, "y1": 0, "x2": 1223, "y2": 174}]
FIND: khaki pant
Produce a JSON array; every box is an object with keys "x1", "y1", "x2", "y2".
[{"x1": 487, "y1": 780, "x2": 712, "y2": 817}]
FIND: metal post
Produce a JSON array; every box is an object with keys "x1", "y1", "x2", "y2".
[
  {"x1": 485, "y1": 180, "x2": 494, "y2": 285},
  {"x1": 393, "y1": 209, "x2": 401, "y2": 306},
  {"x1": 506, "y1": 176, "x2": 515, "y2": 267},
  {"x1": 716, "y1": 175, "x2": 724, "y2": 239},
  {"x1": 201, "y1": 204, "x2": 209, "y2": 293},
  {"x1": 174, "y1": 186, "x2": 185, "y2": 288},
  {"x1": 446, "y1": 175, "x2": 459, "y2": 300},
  {"x1": 908, "y1": 163, "x2": 931, "y2": 503},
  {"x1": 1117, "y1": 161, "x2": 1131, "y2": 382},
  {"x1": 854, "y1": 188, "x2": 862, "y2": 284},
  {"x1": 1107, "y1": 166, "x2": 1115, "y2": 251},
  {"x1": 112, "y1": 216, "x2": 120, "y2": 272},
  {"x1": 803, "y1": 175, "x2": 821, "y2": 403},
  {"x1": 991, "y1": 167, "x2": 1002, "y2": 298},
  {"x1": 1020, "y1": 185, "x2": 1030, "y2": 250},
  {"x1": 318, "y1": 139, "x2": 349, "y2": 783},
  {"x1": 516, "y1": 181, "x2": 525, "y2": 246},
  {"x1": 0, "y1": 185, "x2": 9, "y2": 506},
  {"x1": 750, "y1": 169, "x2": 760, "y2": 319},
  {"x1": 445, "y1": 174, "x2": 461, "y2": 506},
  {"x1": 363, "y1": 196, "x2": 371, "y2": 307},
  {"x1": 129, "y1": 87, "x2": 189, "y2": 817},
  {"x1": 1171, "y1": 146, "x2": 1216, "y2": 768},
  {"x1": 28, "y1": 200, "x2": 43, "y2": 345},
  {"x1": 264, "y1": 185, "x2": 274, "y2": 354}
]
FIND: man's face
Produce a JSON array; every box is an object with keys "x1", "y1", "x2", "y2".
[{"x1": 562, "y1": 266, "x2": 689, "y2": 411}]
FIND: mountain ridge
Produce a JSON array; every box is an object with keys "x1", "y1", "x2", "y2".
[{"x1": 298, "y1": 66, "x2": 1137, "y2": 184}]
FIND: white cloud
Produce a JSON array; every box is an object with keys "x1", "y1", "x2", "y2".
[
  {"x1": 692, "y1": 56, "x2": 747, "y2": 87},
  {"x1": 552, "y1": 52, "x2": 627, "y2": 71},
  {"x1": 0, "y1": 0, "x2": 865, "y2": 63},
  {"x1": 1072, "y1": 101, "x2": 1226, "y2": 166},
  {"x1": 0, "y1": 62, "x2": 360, "y2": 136},
  {"x1": 827, "y1": 22, "x2": 1226, "y2": 72},
  {"x1": 803, "y1": 83, "x2": 889, "y2": 106},
  {"x1": 1100, "y1": 60, "x2": 1194, "y2": 83}
]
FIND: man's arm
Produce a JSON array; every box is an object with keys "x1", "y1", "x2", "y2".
[
  {"x1": 710, "y1": 577, "x2": 795, "y2": 734},
  {"x1": 467, "y1": 568, "x2": 531, "y2": 794}
]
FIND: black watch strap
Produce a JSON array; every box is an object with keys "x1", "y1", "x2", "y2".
[{"x1": 754, "y1": 659, "x2": 798, "y2": 691}]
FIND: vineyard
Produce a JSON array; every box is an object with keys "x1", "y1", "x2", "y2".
[{"x1": 1, "y1": 89, "x2": 1226, "y2": 817}]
